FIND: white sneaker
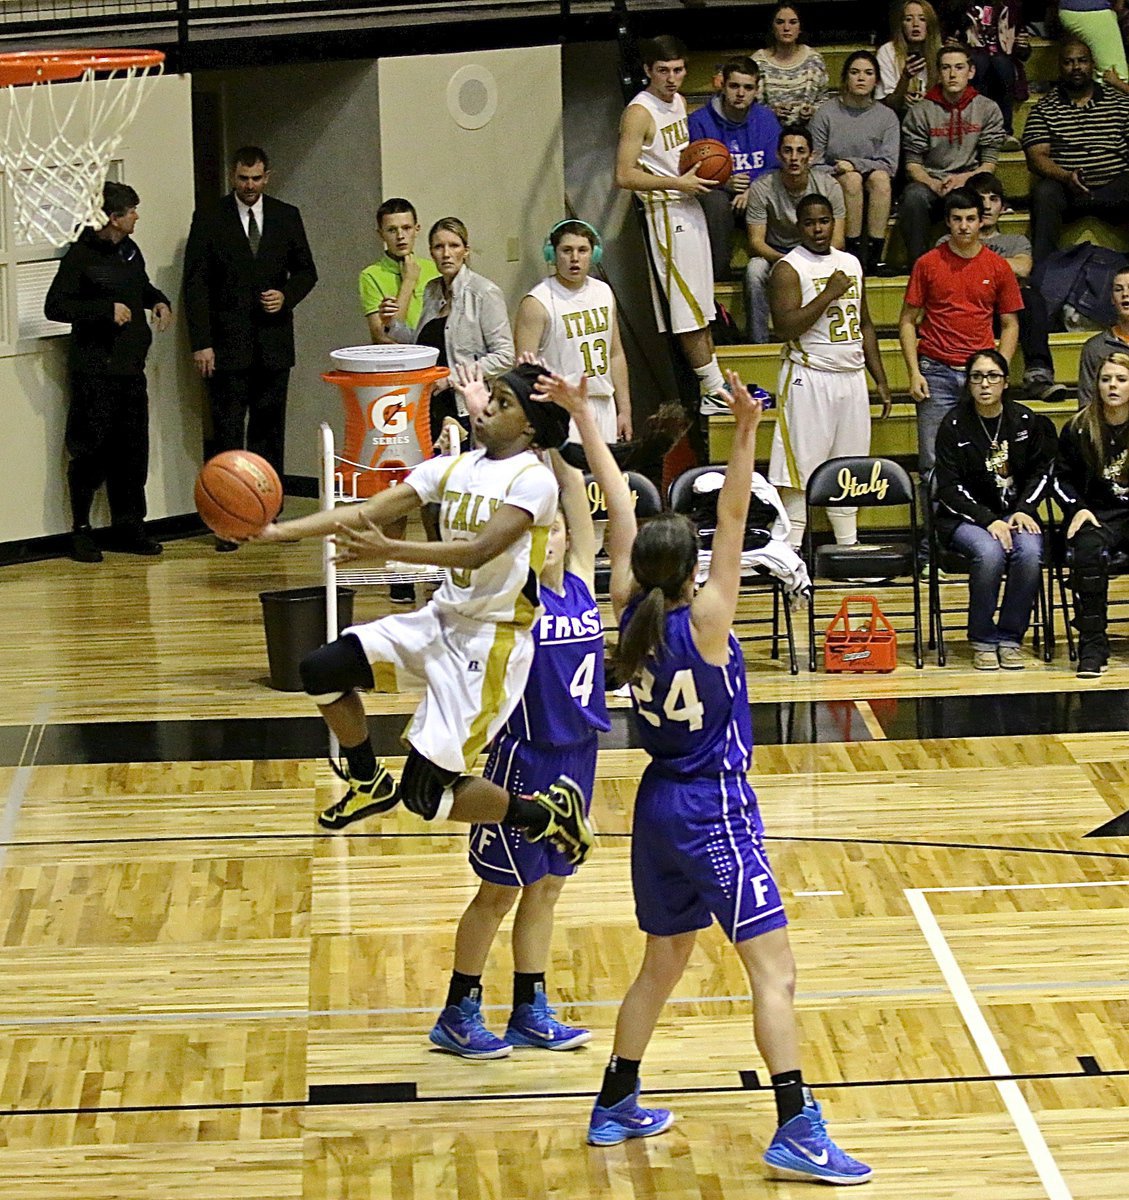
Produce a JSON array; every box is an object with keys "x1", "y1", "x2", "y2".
[{"x1": 699, "y1": 389, "x2": 732, "y2": 416}]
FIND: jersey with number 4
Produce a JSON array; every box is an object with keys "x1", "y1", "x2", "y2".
[
  {"x1": 780, "y1": 245, "x2": 864, "y2": 373},
  {"x1": 622, "y1": 602, "x2": 753, "y2": 777},
  {"x1": 504, "y1": 571, "x2": 610, "y2": 745}
]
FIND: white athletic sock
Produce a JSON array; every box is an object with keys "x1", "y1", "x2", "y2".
[
  {"x1": 828, "y1": 507, "x2": 858, "y2": 545},
  {"x1": 693, "y1": 356, "x2": 726, "y2": 395},
  {"x1": 781, "y1": 488, "x2": 806, "y2": 550}
]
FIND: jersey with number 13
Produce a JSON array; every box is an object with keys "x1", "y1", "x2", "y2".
[
  {"x1": 781, "y1": 244, "x2": 865, "y2": 373},
  {"x1": 623, "y1": 602, "x2": 753, "y2": 777},
  {"x1": 504, "y1": 570, "x2": 610, "y2": 746},
  {"x1": 527, "y1": 275, "x2": 616, "y2": 401}
]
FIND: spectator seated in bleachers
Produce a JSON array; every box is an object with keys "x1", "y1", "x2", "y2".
[
  {"x1": 1022, "y1": 38, "x2": 1129, "y2": 263},
  {"x1": 944, "y1": 0, "x2": 1031, "y2": 142},
  {"x1": 1078, "y1": 267, "x2": 1129, "y2": 404},
  {"x1": 877, "y1": 0, "x2": 942, "y2": 113},
  {"x1": 810, "y1": 50, "x2": 900, "y2": 274},
  {"x1": 898, "y1": 43, "x2": 1004, "y2": 266},
  {"x1": 753, "y1": 3, "x2": 829, "y2": 127},
  {"x1": 955, "y1": 171, "x2": 1066, "y2": 402},
  {"x1": 1055, "y1": 0, "x2": 1129, "y2": 83},
  {"x1": 744, "y1": 126, "x2": 845, "y2": 343},
  {"x1": 688, "y1": 56, "x2": 781, "y2": 281}
]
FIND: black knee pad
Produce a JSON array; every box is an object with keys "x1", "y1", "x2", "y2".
[
  {"x1": 399, "y1": 750, "x2": 460, "y2": 821},
  {"x1": 1070, "y1": 561, "x2": 1108, "y2": 597},
  {"x1": 299, "y1": 633, "x2": 374, "y2": 702}
]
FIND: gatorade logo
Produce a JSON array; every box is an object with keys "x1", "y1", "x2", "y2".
[{"x1": 369, "y1": 389, "x2": 416, "y2": 435}]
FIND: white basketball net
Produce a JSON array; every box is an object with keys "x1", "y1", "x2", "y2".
[{"x1": 0, "y1": 58, "x2": 163, "y2": 247}]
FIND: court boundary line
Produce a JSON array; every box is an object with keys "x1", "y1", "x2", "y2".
[
  {"x1": 906, "y1": 886, "x2": 1076, "y2": 1200},
  {"x1": 0, "y1": 1064, "x2": 1127, "y2": 1120}
]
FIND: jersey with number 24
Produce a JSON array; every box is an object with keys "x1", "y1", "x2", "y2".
[{"x1": 623, "y1": 602, "x2": 753, "y2": 777}]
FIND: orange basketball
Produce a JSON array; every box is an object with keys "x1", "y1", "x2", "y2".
[
  {"x1": 679, "y1": 138, "x2": 733, "y2": 185},
  {"x1": 194, "y1": 451, "x2": 283, "y2": 541}
]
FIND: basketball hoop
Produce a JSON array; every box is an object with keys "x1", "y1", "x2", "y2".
[{"x1": 0, "y1": 49, "x2": 164, "y2": 247}]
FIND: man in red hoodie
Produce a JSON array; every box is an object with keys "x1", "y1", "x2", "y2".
[{"x1": 898, "y1": 45, "x2": 1005, "y2": 266}]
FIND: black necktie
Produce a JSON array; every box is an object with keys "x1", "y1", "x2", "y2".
[{"x1": 247, "y1": 208, "x2": 260, "y2": 255}]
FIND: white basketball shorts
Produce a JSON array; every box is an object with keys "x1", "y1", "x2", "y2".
[
  {"x1": 345, "y1": 604, "x2": 534, "y2": 777},
  {"x1": 768, "y1": 360, "x2": 871, "y2": 491},
  {"x1": 641, "y1": 193, "x2": 716, "y2": 335}
]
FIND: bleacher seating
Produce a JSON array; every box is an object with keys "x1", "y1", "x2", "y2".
[{"x1": 684, "y1": 35, "x2": 1129, "y2": 432}]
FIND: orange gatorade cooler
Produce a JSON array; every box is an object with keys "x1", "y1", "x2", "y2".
[{"x1": 323, "y1": 345, "x2": 450, "y2": 499}]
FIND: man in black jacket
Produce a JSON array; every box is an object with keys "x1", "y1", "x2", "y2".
[
  {"x1": 184, "y1": 145, "x2": 318, "y2": 549},
  {"x1": 45, "y1": 181, "x2": 173, "y2": 563}
]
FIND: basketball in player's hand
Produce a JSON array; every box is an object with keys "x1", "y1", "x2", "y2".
[
  {"x1": 194, "y1": 451, "x2": 283, "y2": 541},
  {"x1": 678, "y1": 139, "x2": 733, "y2": 184}
]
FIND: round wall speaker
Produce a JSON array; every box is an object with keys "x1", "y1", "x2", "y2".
[{"x1": 446, "y1": 64, "x2": 498, "y2": 131}]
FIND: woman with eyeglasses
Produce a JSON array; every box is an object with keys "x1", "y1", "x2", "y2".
[
  {"x1": 1052, "y1": 352, "x2": 1129, "y2": 678},
  {"x1": 933, "y1": 349, "x2": 1056, "y2": 670}
]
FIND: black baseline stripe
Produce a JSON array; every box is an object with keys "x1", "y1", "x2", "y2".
[
  {"x1": 1, "y1": 832, "x2": 1128, "y2": 865},
  {"x1": 0, "y1": 1065, "x2": 1124, "y2": 1119}
]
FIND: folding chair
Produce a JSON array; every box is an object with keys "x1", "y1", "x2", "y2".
[
  {"x1": 805, "y1": 456, "x2": 924, "y2": 670},
  {"x1": 668, "y1": 465, "x2": 799, "y2": 675},
  {"x1": 583, "y1": 470, "x2": 662, "y2": 596}
]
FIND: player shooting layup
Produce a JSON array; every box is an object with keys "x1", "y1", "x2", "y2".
[
  {"x1": 258, "y1": 363, "x2": 592, "y2": 865},
  {"x1": 615, "y1": 35, "x2": 731, "y2": 414}
]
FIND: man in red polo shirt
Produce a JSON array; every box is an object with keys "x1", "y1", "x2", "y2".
[{"x1": 899, "y1": 188, "x2": 1022, "y2": 494}]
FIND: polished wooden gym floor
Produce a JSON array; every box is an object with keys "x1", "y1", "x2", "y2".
[{"x1": 0, "y1": 526, "x2": 1126, "y2": 1199}]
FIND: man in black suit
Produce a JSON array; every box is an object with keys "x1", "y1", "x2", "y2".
[{"x1": 184, "y1": 145, "x2": 318, "y2": 548}]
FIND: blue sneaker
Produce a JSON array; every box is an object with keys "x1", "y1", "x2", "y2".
[
  {"x1": 763, "y1": 1101, "x2": 872, "y2": 1185},
  {"x1": 505, "y1": 990, "x2": 591, "y2": 1050},
  {"x1": 428, "y1": 996, "x2": 512, "y2": 1060},
  {"x1": 587, "y1": 1082, "x2": 674, "y2": 1146}
]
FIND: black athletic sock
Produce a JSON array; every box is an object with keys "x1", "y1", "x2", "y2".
[
  {"x1": 771, "y1": 1070, "x2": 812, "y2": 1126},
  {"x1": 342, "y1": 738, "x2": 377, "y2": 782},
  {"x1": 513, "y1": 972, "x2": 544, "y2": 1011},
  {"x1": 504, "y1": 794, "x2": 550, "y2": 837},
  {"x1": 445, "y1": 971, "x2": 481, "y2": 1010},
  {"x1": 597, "y1": 1055, "x2": 640, "y2": 1109}
]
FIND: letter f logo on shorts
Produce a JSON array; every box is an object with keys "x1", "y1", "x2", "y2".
[{"x1": 751, "y1": 873, "x2": 771, "y2": 908}]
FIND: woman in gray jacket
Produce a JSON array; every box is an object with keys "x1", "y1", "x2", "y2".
[
  {"x1": 380, "y1": 216, "x2": 515, "y2": 444},
  {"x1": 810, "y1": 51, "x2": 900, "y2": 274}
]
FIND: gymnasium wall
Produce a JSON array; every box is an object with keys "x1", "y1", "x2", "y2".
[
  {"x1": 207, "y1": 46, "x2": 564, "y2": 481},
  {"x1": 0, "y1": 72, "x2": 197, "y2": 543}
]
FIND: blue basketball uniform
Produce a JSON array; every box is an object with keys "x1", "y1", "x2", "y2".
[
  {"x1": 471, "y1": 572, "x2": 609, "y2": 887},
  {"x1": 623, "y1": 602, "x2": 787, "y2": 943}
]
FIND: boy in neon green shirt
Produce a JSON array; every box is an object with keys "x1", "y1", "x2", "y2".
[{"x1": 359, "y1": 198, "x2": 440, "y2": 340}]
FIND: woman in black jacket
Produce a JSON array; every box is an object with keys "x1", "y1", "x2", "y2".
[
  {"x1": 1052, "y1": 351, "x2": 1129, "y2": 678},
  {"x1": 933, "y1": 349, "x2": 1056, "y2": 669}
]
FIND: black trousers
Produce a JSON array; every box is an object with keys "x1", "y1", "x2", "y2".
[
  {"x1": 207, "y1": 366, "x2": 290, "y2": 477},
  {"x1": 1069, "y1": 509, "x2": 1129, "y2": 653},
  {"x1": 1030, "y1": 172, "x2": 1129, "y2": 263},
  {"x1": 65, "y1": 371, "x2": 149, "y2": 531},
  {"x1": 1018, "y1": 283, "x2": 1054, "y2": 379}
]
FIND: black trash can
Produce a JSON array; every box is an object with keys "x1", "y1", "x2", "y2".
[{"x1": 259, "y1": 586, "x2": 356, "y2": 691}]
